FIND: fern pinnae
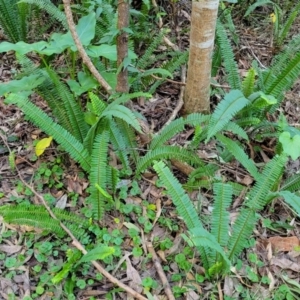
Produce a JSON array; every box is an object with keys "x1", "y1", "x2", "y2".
[
  {"x1": 223, "y1": 122, "x2": 249, "y2": 141},
  {"x1": 87, "y1": 131, "x2": 110, "y2": 220},
  {"x1": 216, "y1": 21, "x2": 241, "y2": 90},
  {"x1": 241, "y1": 68, "x2": 256, "y2": 97},
  {"x1": 206, "y1": 90, "x2": 249, "y2": 142},
  {"x1": 216, "y1": 134, "x2": 259, "y2": 180},
  {"x1": 280, "y1": 174, "x2": 300, "y2": 193},
  {"x1": 6, "y1": 93, "x2": 91, "y2": 171},
  {"x1": 211, "y1": 183, "x2": 232, "y2": 247},
  {"x1": 136, "y1": 146, "x2": 203, "y2": 175}
]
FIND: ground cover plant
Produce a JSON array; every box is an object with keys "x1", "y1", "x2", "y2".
[{"x1": 1, "y1": 0, "x2": 300, "y2": 299}]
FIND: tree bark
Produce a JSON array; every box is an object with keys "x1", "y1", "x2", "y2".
[
  {"x1": 116, "y1": 0, "x2": 129, "y2": 93},
  {"x1": 183, "y1": 0, "x2": 219, "y2": 114}
]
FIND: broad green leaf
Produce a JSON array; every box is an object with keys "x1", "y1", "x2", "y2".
[
  {"x1": 0, "y1": 75, "x2": 45, "y2": 96},
  {"x1": 87, "y1": 44, "x2": 137, "y2": 60},
  {"x1": 279, "y1": 191, "x2": 300, "y2": 216},
  {"x1": 279, "y1": 131, "x2": 300, "y2": 160}
]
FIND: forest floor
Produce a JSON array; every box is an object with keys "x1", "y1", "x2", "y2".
[{"x1": 1, "y1": 2, "x2": 300, "y2": 300}]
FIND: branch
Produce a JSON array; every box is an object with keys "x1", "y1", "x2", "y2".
[{"x1": 62, "y1": 0, "x2": 113, "y2": 93}]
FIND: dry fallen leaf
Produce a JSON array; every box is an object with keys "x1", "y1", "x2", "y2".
[{"x1": 268, "y1": 236, "x2": 300, "y2": 252}]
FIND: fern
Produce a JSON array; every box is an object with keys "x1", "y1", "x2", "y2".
[
  {"x1": 5, "y1": 93, "x2": 91, "y2": 171},
  {"x1": 206, "y1": 90, "x2": 249, "y2": 142},
  {"x1": 278, "y1": 191, "x2": 300, "y2": 216},
  {"x1": 223, "y1": 122, "x2": 249, "y2": 141},
  {"x1": 211, "y1": 183, "x2": 232, "y2": 247},
  {"x1": 150, "y1": 113, "x2": 209, "y2": 149},
  {"x1": 20, "y1": 0, "x2": 68, "y2": 29},
  {"x1": 216, "y1": 134, "x2": 260, "y2": 180},
  {"x1": 228, "y1": 154, "x2": 287, "y2": 260},
  {"x1": 87, "y1": 132, "x2": 110, "y2": 220},
  {"x1": 0, "y1": 204, "x2": 89, "y2": 240},
  {"x1": 216, "y1": 21, "x2": 241, "y2": 90},
  {"x1": 0, "y1": 0, "x2": 29, "y2": 42},
  {"x1": 242, "y1": 68, "x2": 256, "y2": 97},
  {"x1": 280, "y1": 174, "x2": 300, "y2": 193},
  {"x1": 136, "y1": 146, "x2": 203, "y2": 175}
]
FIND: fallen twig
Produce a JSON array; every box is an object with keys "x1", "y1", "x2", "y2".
[{"x1": 147, "y1": 241, "x2": 175, "y2": 300}]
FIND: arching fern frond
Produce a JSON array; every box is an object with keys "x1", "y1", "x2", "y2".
[
  {"x1": 280, "y1": 174, "x2": 300, "y2": 193},
  {"x1": 223, "y1": 122, "x2": 249, "y2": 141},
  {"x1": 216, "y1": 20, "x2": 241, "y2": 90},
  {"x1": 87, "y1": 131, "x2": 110, "y2": 220},
  {"x1": 242, "y1": 68, "x2": 256, "y2": 97},
  {"x1": 136, "y1": 146, "x2": 203, "y2": 175},
  {"x1": 216, "y1": 134, "x2": 259, "y2": 180},
  {"x1": 206, "y1": 90, "x2": 249, "y2": 142},
  {"x1": 5, "y1": 93, "x2": 91, "y2": 171}
]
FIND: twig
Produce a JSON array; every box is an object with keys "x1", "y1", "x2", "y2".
[
  {"x1": 0, "y1": 134, "x2": 147, "y2": 300},
  {"x1": 146, "y1": 241, "x2": 175, "y2": 300},
  {"x1": 62, "y1": 0, "x2": 112, "y2": 93},
  {"x1": 151, "y1": 0, "x2": 179, "y2": 51},
  {"x1": 217, "y1": 281, "x2": 223, "y2": 300}
]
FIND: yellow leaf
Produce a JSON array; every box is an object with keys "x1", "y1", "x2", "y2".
[
  {"x1": 35, "y1": 136, "x2": 53, "y2": 156},
  {"x1": 270, "y1": 13, "x2": 276, "y2": 23},
  {"x1": 147, "y1": 204, "x2": 156, "y2": 211}
]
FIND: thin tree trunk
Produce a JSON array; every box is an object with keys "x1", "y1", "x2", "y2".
[
  {"x1": 116, "y1": 0, "x2": 129, "y2": 93},
  {"x1": 183, "y1": 0, "x2": 219, "y2": 114}
]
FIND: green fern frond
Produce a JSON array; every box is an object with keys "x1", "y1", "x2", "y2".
[
  {"x1": 151, "y1": 113, "x2": 209, "y2": 150},
  {"x1": 20, "y1": 0, "x2": 68, "y2": 29},
  {"x1": 281, "y1": 174, "x2": 300, "y2": 193},
  {"x1": 45, "y1": 68, "x2": 89, "y2": 143},
  {"x1": 109, "y1": 119, "x2": 131, "y2": 171},
  {"x1": 153, "y1": 161, "x2": 213, "y2": 270},
  {"x1": 211, "y1": 183, "x2": 232, "y2": 247},
  {"x1": 228, "y1": 154, "x2": 287, "y2": 260},
  {"x1": 216, "y1": 21, "x2": 241, "y2": 90},
  {"x1": 216, "y1": 134, "x2": 259, "y2": 180},
  {"x1": 136, "y1": 146, "x2": 203, "y2": 175},
  {"x1": 206, "y1": 90, "x2": 249, "y2": 142},
  {"x1": 102, "y1": 105, "x2": 141, "y2": 133},
  {"x1": 228, "y1": 207, "x2": 258, "y2": 260},
  {"x1": 87, "y1": 132, "x2": 110, "y2": 220},
  {"x1": 265, "y1": 51, "x2": 300, "y2": 102},
  {"x1": 242, "y1": 68, "x2": 256, "y2": 97},
  {"x1": 223, "y1": 122, "x2": 249, "y2": 141},
  {"x1": 88, "y1": 92, "x2": 107, "y2": 116},
  {"x1": 235, "y1": 117, "x2": 261, "y2": 128},
  {"x1": 5, "y1": 93, "x2": 91, "y2": 171},
  {"x1": 0, "y1": 0, "x2": 28, "y2": 42},
  {"x1": 0, "y1": 204, "x2": 89, "y2": 240}
]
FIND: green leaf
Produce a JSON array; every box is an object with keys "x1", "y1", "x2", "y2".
[
  {"x1": 78, "y1": 245, "x2": 115, "y2": 263},
  {"x1": 279, "y1": 191, "x2": 300, "y2": 216},
  {"x1": 0, "y1": 75, "x2": 45, "y2": 96},
  {"x1": 279, "y1": 131, "x2": 300, "y2": 160}
]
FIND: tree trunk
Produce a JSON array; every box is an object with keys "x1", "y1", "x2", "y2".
[
  {"x1": 183, "y1": 0, "x2": 219, "y2": 114},
  {"x1": 116, "y1": 0, "x2": 129, "y2": 93}
]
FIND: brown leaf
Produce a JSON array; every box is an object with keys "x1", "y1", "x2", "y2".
[
  {"x1": 0, "y1": 245, "x2": 22, "y2": 254},
  {"x1": 268, "y1": 236, "x2": 300, "y2": 252},
  {"x1": 125, "y1": 253, "x2": 143, "y2": 293},
  {"x1": 270, "y1": 256, "x2": 300, "y2": 272}
]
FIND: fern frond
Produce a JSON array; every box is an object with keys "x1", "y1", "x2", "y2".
[
  {"x1": 20, "y1": 0, "x2": 68, "y2": 29},
  {"x1": 216, "y1": 134, "x2": 259, "y2": 180},
  {"x1": 216, "y1": 21, "x2": 241, "y2": 90},
  {"x1": 223, "y1": 122, "x2": 249, "y2": 141},
  {"x1": 153, "y1": 161, "x2": 214, "y2": 270},
  {"x1": 265, "y1": 51, "x2": 300, "y2": 102},
  {"x1": 136, "y1": 146, "x2": 203, "y2": 175},
  {"x1": 235, "y1": 117, "x2": 261, "y2": 128},
  {"x1": 150, "y1": 113, "x2": 209, "y2": 150},
  {"x1": 206, "y1": 90, "x2": 249, "y2": 142},
  {"x1": 45, "y1": 68, "x2": 89, "y2": 143},
  {"x1": 281, "y1": 174, "x2": 300, "y2": 192},
  {"x1": 228, "y1": 154, "x2": 288, "y2": 260},
  {"x1": 88, "y1": 92, "x2": 107, "y2": 116},
  {"x1": 278, "y1": 191, "x2": 300, "y2": 216},
  {"x1": 102, "y1": 104, "x2": 141, "y2": 132},
  {"x1": 0, "y1": 204, "x2": 89, "y2": 240},
  {"x1": 87, "y1": 132, "x2": 110, "y2": 220},
  {"x1": 211, "y1": 183, "x2": 233, "y2": 247},
  {"x1": 241, "y1": 68, "x2": 256, "y2": 97},
  {"x1": 6, "y1": 93, "x2": 91, "y2": 171}
]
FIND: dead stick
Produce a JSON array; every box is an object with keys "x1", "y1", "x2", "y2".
[
  {"x1": 0, "y1": 134, "x2": 147, "y2": 300},
  {"x1": 147, "y1": 241, "x2": 175, "y2": 300},
  {"x1": 62, "y1": 0, "x2": 112, "y2": 93}
]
